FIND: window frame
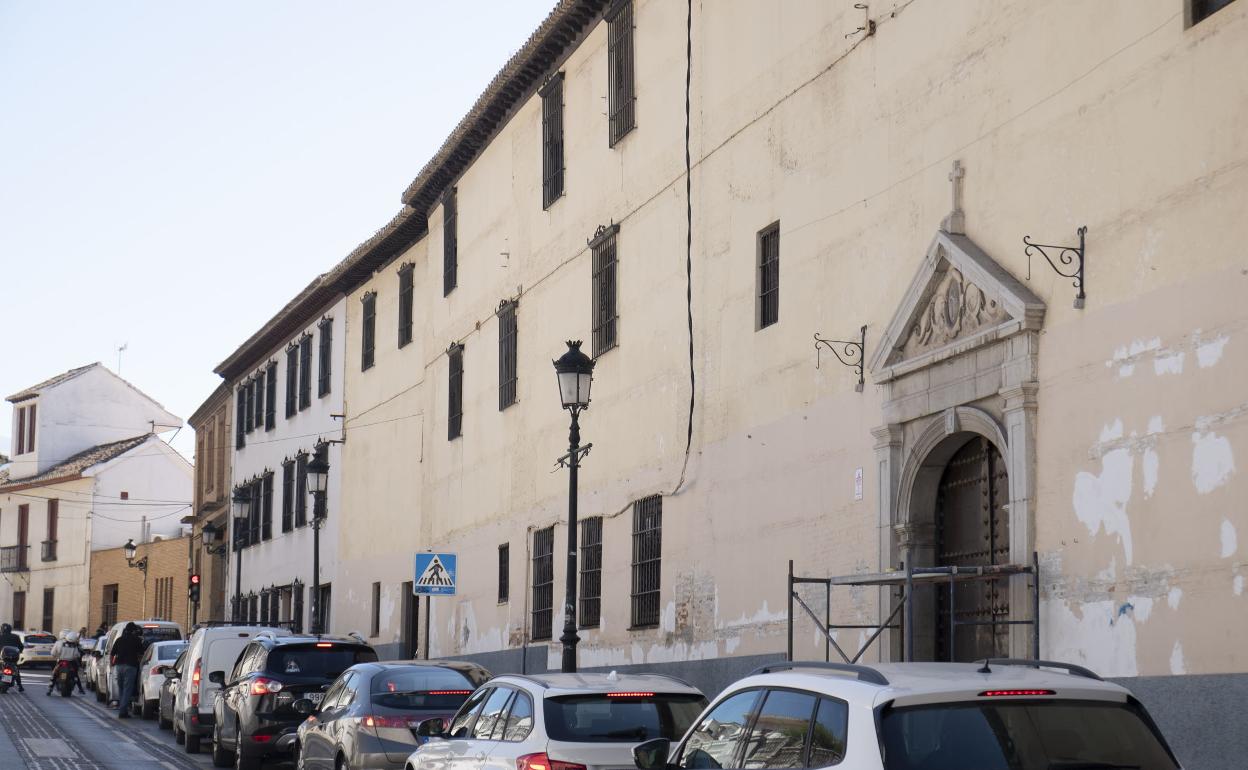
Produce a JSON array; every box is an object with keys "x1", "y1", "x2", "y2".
[
  {"x1": 318, "y1": 318, "x2": 333, "y2": 396},
  {"x1": 606, "y1": 0, "x2": 636, "y2": 146},
  {"x1": 757, "y1": 222, "x2": 780, "y2": 330},
  {"x1": 370, "y1": 582, "x2": 381, "y2": 638},
  {"x1": 498, "y1": 543, "x2": 510, "y2": 604},
  {"x1": 295, "y1": 452, "x2": 308, "y2": 528},
  {"x1": 443, "y1": 189, "x2": 458, "y2": 296},
  {"x1": 590, "y1": 224, "x2": 620, "y2": 358},
  {"x1": 285, "y1": 345, "x2": 298, "y2": 418},
  {"x1": 541, "y1": 72, "x2": 566, "y2": 209},
  {"x1": 498, "y1": 299, "x2": 518, "y2": 411},
  {"x1": 579, "y1": 516, "x2": 603, "y2": 628},
  {"x1": 531, "y1": 527, "x2": 554, "y2": 641},
  {"x1": 281, "y1": 459, "x2": 295, "y2": 533},
  {"x1": 448, "y1": 343, "x2": 464, "y2": 440},
  {"x1": 630, "y1": 495, "x2": 662, "y2": 629},
  {"x1": 1188, "y1": 0, "x2": 1237, "y2": 26},
  {"x1": 265, "y1": 361, "x2": 277, "y2": 430},
  {"x1": 362, "y1": 292, "x2": 377, "y2": 371},
  {"x1": 398, "y1": 263, "x2": 414, "y2": 348},
  {"x1": 261, "y1": 471, "x2": 274, "y2": 541},
  {"x1": 299, "y1": 334, "x2": 313, "y2": 409},
  {"x1": 236, "y1": 389, "x2": 246, "y2": 448}
]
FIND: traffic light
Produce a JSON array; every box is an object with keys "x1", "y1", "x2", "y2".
[{"x1": 189, "y1": 573, "x2": 201, "y2": 603}]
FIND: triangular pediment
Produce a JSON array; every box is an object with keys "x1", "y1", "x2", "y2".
[{"x1": 869, "y1": 230, "x2": 1045, "y2": 381}]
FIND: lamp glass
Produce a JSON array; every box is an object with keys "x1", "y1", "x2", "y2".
[
  {"x1": 123, "y1": 539, "x2": 137, "y2": 562},
  {"x1": 202, "y1": 523, "x2": 219, "y2": 546},
  {"x1": 553, "y1": 341, "x2": 594, "y2": 409},
  {"x1": 306, "y1": 467, "x2": 328, "y2": 494}
]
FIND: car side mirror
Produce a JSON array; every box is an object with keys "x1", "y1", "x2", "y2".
[
  {"x1": 292, "y1": 698, "x2": 317, "y2": 715},
  {"x1": 415, "y1": 717, "x2": 447, "y2": 738},
  {"x1": 163, "y1": 668, "x2": 180, "y2": 680},
  {"x1": 633, "y1": 738, "x2": 671, "y2": 770},
  {"x1": 207, "y1": 670, "x2": 225, "y2": 685}
]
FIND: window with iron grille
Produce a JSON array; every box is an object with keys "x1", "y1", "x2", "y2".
[
  {"x1": 630, "y1": 495, "x2": 662, "y2": 628},
  {"x1": 318, "y1": 318, "x2": 333, "y2": 396},
  {"x1": 100, "y1": 585, "x2": 117, "y2": 628},
  {"x1": 42, "y1": 587, "x2": 54, "y2": 632},
  {"x1": 261, "y1": 471, "x2": 274, "y2": 541},
  {"x1": 758, "y1": 222, "x2": 780, "y2": 329},
  {"x1": 607, "y1": 1, "x2": 635, "y2": 146},
  {"x1": 265, "y1": 361, "x2": 277, "y2": 429},
  {"x1": 498, "y1": 300, "x2": 518, "y2": 410},
  {"x1": 398, "y1": 264, "x2": 414, "y2": 348},
  {"x1": 285, "y1": 345, "x2": 298, "y2": 418},
  {"x1": 580, "y1": 516, "x2": 603, "y2": 628},
  {"x1": 243, "y1": 380, "x2": 254, "y2": 435},
  {"x1": 235, "y1": 389, "x2": 246, "y2": 448},
  {"x1": 295, "y1": 453, "x2": 308, "y2": 527},
  {"x1": 541, "y1": 73, "x2": 565, "y2": 209},
  {"x1": 293, "y1": 584, "x2": 305, "y2": 634},
  {"x1": 362, "y1": 292, "x2": 377, "y2": 370},
  {"x1": 498, "y1": 543, "x2": 510, "y2": 604},
  {"x1": 531, "y1": 527, "x2": 554, "y2": 641},
  {"x1": 1190, "y1": 0, "x2": 1236, "y2": 25},
  {"x1": 299, "y1": 334, "x2": 313, "y2": 409},
  {"x1": 371, "y1": 582, "x2": 381, "y2": 637},
  {"x1": 448, "y1": 343, "x2": 464, "y2": 440},
  {"x1": 281, "y1": 460, "x2": 294, "y2": 532},
  {"x1": 591, "y1": 224, "x2": 620, "y2": 357},
  {"x1": 248, "y1": 376, "x2": 260, "y2": 433},
  {"x1": 247, "y1": 478, "x2": 262, "y2": 545},
  {"x1": 253, "y1": 374, "x2": 264, "y2": 429},
  {"x1": 443, "y1": 189, "x2": 457, "y2": 296}
]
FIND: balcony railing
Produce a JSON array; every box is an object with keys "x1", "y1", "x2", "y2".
[
  {"x1": 0, "y1": 545, "x2": 30, "y2": 572},
  {"x1": 41, "y1": 540, "x2": 57, "y2": 562}
]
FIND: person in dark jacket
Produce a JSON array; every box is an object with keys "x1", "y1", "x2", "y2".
[
  {"x1": 110, "y1": 623, "x2": 143, "y2": 718},
  {"x1": 0, "y1": 623, "x2": 24, "y2": 692}
]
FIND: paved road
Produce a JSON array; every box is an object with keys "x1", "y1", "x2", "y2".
[{"x1": 0, "y1": 670, "x2": 291, "y2": 769}]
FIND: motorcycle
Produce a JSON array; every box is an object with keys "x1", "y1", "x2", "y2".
[
  {"x1": 52, "y1": 658, "x2": 79, "y2": 697},
  {"x1": 0, "y1": 646, "x2": 18, "y2": 694}
]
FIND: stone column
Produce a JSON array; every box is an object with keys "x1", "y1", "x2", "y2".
[
  {"x1": 1001, "y1": 382, "x2": 1039, "y2": 657},
  {"x1": 872, "y1": 425, "x2": 903, "y2": 662}
]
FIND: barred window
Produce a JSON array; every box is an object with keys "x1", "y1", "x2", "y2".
[
  {"x1": 292, "y1": 583, "x2": 305, "y2": 634},
  {"x1": 362, "y1": 291, "x2": 377, "y2": 370},
  {"x1": 448, "y1": 343, "x2": 464, "y2": 440},
  {"x1": 250, "y1": 376, "x2": 262, "y2": 432},
  {"x1": 398, "y1": 263, "x2": 414, "y2": 348},
  {"x1": 580, "y1": 516, "x2": 603, "y2": 628},
  {"x1": 758, "y1": 223, "x2": 780, "y2": 329},
  {"x1": 541, "y1": 73, "x2": 565, "y2": 209},
  {"x1": 443, "y1": 189, "x2": 457, "y2": 296},
  {"x1": 281, "y1": 460, "x2": 294, "y2": 533},
  {"x1": 295, "y1": 452, "x2": 308, "y2": 528},
  {"x1": 498, "y1": 543, "x2": 510, "y2": 604},
  {"x1": 248, "y1": 478, "x2": 262, "y2": 545},
  {"x1": 498, "y1": 300, "x2": 518, "y2": 410},
  {"x1": 318, "y1": 318, "x2": 333, "y2": 396},
  {"x1": 591, "y1": 224, "x2": 620, "y2": 357},
  {"x1": 1191, "y1": 0, "x2": 1236, "y2": 25},
  {"x1": 371, "y1": 582, "x2": 381, "y2": 637},
  {"x1": 285, "y1": 345, "x2": 298, "y2": 418},
  {"x1": 630, "y1": 495, "x2": 662, "y2": 628},
  {"x1": 265, "y1": 361, "x2": 277, "y2": 430},
  {"x1": 261, "y1": 471, "x2": 274, "y2": 541},
  {"x1": 531, "y1": 527, "x2": 554, "y2": 641},
  {"x1": 235, "y1": 388, "x2": 246, "y2": 449},
  {"x1": 607, "y1": 1, "x2": 636, "y2": 146},
  {"x1": 243, "y1": 380, "x2": 254, "y2": 435},
  {"x1": 299, "y1": 334, "x2": 313, "y2": 408}
]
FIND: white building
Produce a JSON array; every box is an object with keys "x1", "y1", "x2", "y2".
[
  {"x1": 214, "y1": 281, "x2": 346, "y2": 633},
  {"x1": 0, "y1": 363, "x2": 190, "y2": 632}
]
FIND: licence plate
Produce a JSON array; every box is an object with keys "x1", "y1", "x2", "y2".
[
  {"x1": 1, "y1": 675, "x2": 12, "y2": 684},
  {"x1": 306, "y1": 692, "x2": 324, "y2": 704}
]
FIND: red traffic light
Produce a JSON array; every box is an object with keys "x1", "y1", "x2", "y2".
[{"x1": 190, "y1": 574, "x2": 201, "y2": 585}]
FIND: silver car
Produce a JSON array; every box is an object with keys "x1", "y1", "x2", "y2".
[
  {"x1": 404, "y1": 673, "x2": 707, "y2": 770},
  {"x1": 295, "y1": 661, "x2": 492, "y2": 770}
]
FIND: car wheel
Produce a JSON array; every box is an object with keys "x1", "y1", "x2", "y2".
[
  {"x1": 174, "y1": 723, "x2": 186, "y2": 745},
  {"x1": 158, "y1": 706, "x2": 171, "y2": 730},
  {"x1": 234, "y1": 742, "x2": 261, "y2": 770},
  {"x1": 185, "y1": 730, "x2": 201, "y2": 754},
  {"x1": 337, "y1": 754, "x2": 352, "y2": 770}
]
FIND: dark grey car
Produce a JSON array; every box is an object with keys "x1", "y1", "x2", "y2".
[{"x1": 296, "y1": 661, "x2": 491, "y2": 770}]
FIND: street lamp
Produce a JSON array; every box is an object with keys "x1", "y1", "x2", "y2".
[
  {"x1": 552, "y1": 340, "x2": 595, "y2": 673},
  {"x1": 231, "y1": 486, "x2": 251, "y2": 622},
  {"x1": 202, "y1": 521, "x2": 228, "y2": 556},
  {"x1": 306, "y1": 443, "x2": 330, "y2": 635},
  {"x1": 124, "y1": 538, "x2": 150, "y2": 617}
]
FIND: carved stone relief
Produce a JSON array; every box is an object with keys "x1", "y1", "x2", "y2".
[{"x1": 901, "y1": 259, "x2": 1008, "y2": 359}]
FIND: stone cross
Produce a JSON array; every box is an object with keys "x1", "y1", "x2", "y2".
[{"x1": 942, "y1": 159, "x2": 965, "y2": 235}]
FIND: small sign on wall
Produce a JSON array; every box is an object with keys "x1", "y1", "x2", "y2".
[{"x1": 854, "y1": 467, "x2": 863, "y2": 501}]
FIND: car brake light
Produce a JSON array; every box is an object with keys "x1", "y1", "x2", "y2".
[
  {"x1": 426, "y1": 690, "x2": 473, "y2": 696},
  {"x1": 363, "y1": 714, "x2": 420, "y2": 729},
  {"x1": 190, "y1": 660, "x2": 202, "y2": 707},
  {"x1": 315, "y1": 642, "x2": 333, "y2": 648},
  {"x1": 978, "y1": 689, "x2": 1056, "y2": 697},
  {"x1": 151, "y1": 667, "x2": 162, "y2": 676},
  {"x1": 251, "y1": 677, "x2": 284, "y2": 695},
  {"x1": 605, "y1": 691, "x2": 656, "y2": 698},
  {"x1": 518, "y1": 754, "x2": 586, "y2": 770}
]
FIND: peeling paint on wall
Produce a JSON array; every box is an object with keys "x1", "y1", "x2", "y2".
[
  {"x1": 1043, "y1": 597, "x2": 1153, "y2": 678},
  {"x1": 1234, "y1": 574, "x2": 1244, "y2": 597},
  {"x1": 1074, "y1": 421, "x2": 1134, "y2": 563},
  {"x1": 1167, "y1": 586, "x2": 1182, "y2": 610},
  {"x1": 1152, "y1": 350, "x2": 1185, "y2": 376},
  {"x1": 1108, "y1": 338, "x2": 1161, "y2": 378},
  {"x1": 1170, "y1": 641, "x2": 1186, "y2": 675},
  {"x1": 1221, "y1": 520, "x2": 1239, "y2": 559},
  {"x1": 1191, "y1": 430, "x2": 1235, "y2": 494},
  {"x1": 1196, "y1": 334, "x2": 1229, "y2": 368}
]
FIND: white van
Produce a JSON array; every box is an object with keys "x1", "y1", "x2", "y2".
[
  {"x1": 173, "y1": 624, "x2": 290, "y2": 754},
  {"x1": 93, "y1": 620, "x2": 184, "y2": 703}
]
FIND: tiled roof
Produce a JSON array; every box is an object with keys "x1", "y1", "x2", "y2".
[
  {"x1": 7, "y1": 363, "x2": 99, "y2": 402},
  {"x1": 0, "y1": 434, "x2": 152, "y2": 491}
]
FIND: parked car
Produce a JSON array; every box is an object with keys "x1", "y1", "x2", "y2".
[
  {"x1": 629, "y1": 660, "x2": 1182, "y2": 770},
  {"x1": 159, "y1": 649, "x2": 188, "y2": 730},
  {"x1": 16, "y1": 631, "x2": 56, "y2": 668},
  {"x1": 210, "y1": 633, "x2": 377, "y2": 769},
  {"x1": 295, "y1": 661, "x2": 492, "y2": 769},
  {"x1": 83, "y1": 636, "x2": 106, "y2": 689},
  {"x1": 133, "y1": 639, "x2": 188, "y2": 718},
  {"x1": 94, "y1": 620, "x2": 184, "y2": 702},
  {"x1": 406, "y1": 673, "x2": 707, "y2": 770},
  {"x1": 173, "y1": 624, "x2": 292, "y2": 754}
]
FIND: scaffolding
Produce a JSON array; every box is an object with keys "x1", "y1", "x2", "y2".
[{"x1": 787, "y1": 552, "x2": 1040, "y2": 663}]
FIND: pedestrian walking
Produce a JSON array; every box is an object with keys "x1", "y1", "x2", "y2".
[{"x1": 110, "y1": 623, "x2": 143, "y2": 718}]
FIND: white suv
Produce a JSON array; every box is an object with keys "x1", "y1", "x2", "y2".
[
  {"x1": 407, "y1": 673, "x2": 708, "y2": 770},
  {"x1": 631, "y1": 659, "x2": 1181, "y2": 770}
]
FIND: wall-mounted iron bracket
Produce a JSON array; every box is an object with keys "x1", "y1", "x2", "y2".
[
  {"x1": 1024, "y1": 226, "x2": 1086, "y2": 308},
  {"x1": 814, "y1": 325, "x2": 867, "y2": 392}
]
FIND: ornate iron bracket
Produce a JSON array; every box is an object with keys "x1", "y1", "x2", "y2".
[
  {"x1": 1024, "y1": 226, "x2": 1086, "y2": 308},
  {"x1": 555, "y1": 443, "x2": 592, "y2": 470},
  {"x1": 814, "y1": 325, "x2": 867, "y2": 392}
]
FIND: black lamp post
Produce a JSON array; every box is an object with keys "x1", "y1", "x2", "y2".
[
  {"x1": 305, "y1": 443, "x2": 330, "y2": 636},
  {"x1": 552, "y1": 340, "x2": 595, "y2": 673},
  {"x1": 123, "y1": 538, "x2": 150, "y2": 616},
  {"x1": 230, "y1": 486, "x2": 251, "y2": 622}
]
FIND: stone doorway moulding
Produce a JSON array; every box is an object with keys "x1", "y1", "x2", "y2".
[{"x1": 868, "y1": 228, "x2": 1045, "y2": 660}]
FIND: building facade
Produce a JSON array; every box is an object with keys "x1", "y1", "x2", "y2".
[
  {"x1": 87, "y1": 535, "x2": 194, "y2": 632},
  {"x1": 188, "y1": 383, "x2": 233, "y2": 624},
  {"x1": 0, "y1": 364, "x2": 191, "y2": 633}
]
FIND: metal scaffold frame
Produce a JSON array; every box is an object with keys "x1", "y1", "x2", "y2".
[{"x1": 787, "y1": 552, "x2": 1040, "y2": 663}]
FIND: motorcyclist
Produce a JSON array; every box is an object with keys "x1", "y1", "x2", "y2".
[
  {"x1": 0, "y1": 623, "x2": 24, "y2": 693},
  {"x1": 47, "y1": 630, "x2": 85, "y2": 695}
]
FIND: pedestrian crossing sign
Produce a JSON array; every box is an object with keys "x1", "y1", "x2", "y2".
[{"x1": 414, "y1": 552, "x2": 457, "y2": 596}]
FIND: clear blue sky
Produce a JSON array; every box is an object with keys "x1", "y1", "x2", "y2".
[{"x1": 0, "y1": 1, "x2": 555, "y2": 458}]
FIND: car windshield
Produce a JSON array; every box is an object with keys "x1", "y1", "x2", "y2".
[
  {"x1": 157, "y1": 644, "x2": 187, "y2": 661},
  {"x1": 24, "y1": 635, "x2": 55, "y2": 645},
  {"x1": 266, "y1": 645, "x2": 377, "y2": 679},
  {"x1": 140, "y1": 627, "x2": 181, "y2": 644},
  {"x1": 370, "y1": 667, "x2": 476, "y2": 710},
  {"x1": 880, "y1": 699, "x2": 1178, "y2": 770},
  {"x1": 544, "y1": 693, "x2": 707, "y2": 743}
]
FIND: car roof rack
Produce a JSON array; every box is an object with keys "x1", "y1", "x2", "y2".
[
  {"x1": 747, "y1": 661, "x2": 890, "y2": 686},
  {"x1": 977, "y1": 658, "x2": 1102, "y2": 681}
]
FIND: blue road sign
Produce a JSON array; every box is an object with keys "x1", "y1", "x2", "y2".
[{"x1": 414, "y1": 553, "x2": 457, "y2": 596}]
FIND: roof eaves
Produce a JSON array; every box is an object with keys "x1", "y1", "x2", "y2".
[{"x1": 6, "y1": 363, "x2": 100, "y2": 403}]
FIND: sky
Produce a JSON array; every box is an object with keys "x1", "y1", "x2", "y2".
[{"x1": 0, "y1": 1, "x2": 556, "y2": 459}]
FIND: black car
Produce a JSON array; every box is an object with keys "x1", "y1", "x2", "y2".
[{"x1": 209, "y1": 633, "x2": 377, "y2": 770}]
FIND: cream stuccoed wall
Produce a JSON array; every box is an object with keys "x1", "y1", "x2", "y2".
[
  {"x1": 227, "y1": 297, "x2": 346, "y2": 631},
  {"x1": 337, "y1": 0, "x2": 1247, "y2": 682},
  {"x1": 0, "y1": 479, "x2": 93, "y2": 632}
]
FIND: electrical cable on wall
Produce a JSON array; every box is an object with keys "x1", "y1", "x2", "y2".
[{"x1": 669, "y1": 0, "x2": 696, "y2": 497}]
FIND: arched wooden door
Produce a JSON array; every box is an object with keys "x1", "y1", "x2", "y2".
[{"x1": 934, "y1": 436, "x2": 1010, "y2": 661}]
